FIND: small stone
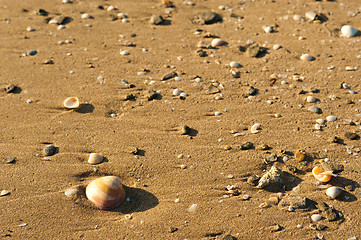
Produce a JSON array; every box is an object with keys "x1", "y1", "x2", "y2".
[
  {"x1": 305, "y1": 11, "x2": 318, "y2": 21},
  {"x1": 300, "y1": 54, "x2": 315, "y2": 61},
  {"x1": 247, "y1": 174, "x2": 260, "y2": 186},
  {"x1": 207, "y1": 84, "x2": 221, "y2": 94},
  {"x1": 308, "y1": 106, "x2": 321, "y2": 114},
  {"x1": 49, "y1": 15, "x2": 65, "y2": 24},
  {"x1": 3, "y1": 156, "x2": 16, "y2": 164},
  {"x1": 264, "y1": 154, "x2": 278, "y2": 164},
  {"x1": 245, "y1": 43, "x2": 260, "y2": 58},
  {"x1": 278, "y1": 195, "x2": 312, "y2": 210},
  {"x1": 242, "y1": 194, "x2": 250, "y2": 200},
  {"x1": 326, "y1": 116, "x2": 337, "y2": 122},
  {"x1": 240, "y1": 142, "x2": 254, "y2": 150},
  {"x1": 341, "y1": 25, "x2": 358, "y2": 38},
  {"x1": 326, "y1": 186, "x2": 342, "y2": 199},
  {"x1": 172, "y1": 89, "x2": 182, "y2": 96},
  {"x1": 35, "y1": 9, "x2": 48, "y2": 16},
  {"x1": 64, "y1": 188, "x2": 78, "y2": 197},
  {"x1": 27, "y1": 50, "x2": 37, "y2": 56},
  {"x1": 198, "y1": 11, "x2": 222, "y2": 24},
  {"x1": 345, "y1": 132, "x2": 359, "y2": 140},
  {"x1": 324, "y1": 208, "x2": 338, "y2": 221},
  {"x1": 88, "y1": 153, "x2": 104, "y2": 165},
  {"x1": 0, "y1": 190, "x2": 10, "y2": 196},
  {"x1": 257, "y1": 144, "x2": 270, "y2": 150},
  {"x1": 169, "y1": 227, "x2": 178, "y2": 233},
  {"x1": 293, "y1": 15, "x2": 303, "y2": 21},
  {"x1": 316, "y1": 224, "x2": 327, "y2": 231},
  {"x1": 120, "y1": 50, "x2": 130, "y2": 55},
  {"x1": 43, "y1": 144, "x2": 56, "y2": 156},
  {"x1": 267, "y1": 196, "x2": 279, "y2": 205},
  {"x1": 180, "y1": 125, "x2": 191, "y2": 135},
  {"x1": 4, "y1": 84, "x2": 16, "y2": 93},
  {"x1": 143, "y1": 90, "x2": 160, "y2": 101},
  {"x1": 295, "y1": 150, "x2": 305, "y2": 161},
  {"x1": 150, "y1": 15, "x2": 164, "y2": 25},
  {"x1": 81, "y1": 13, "x2": 93, "y2": 19},
  {"x1": 196, "y1": 49, "x2": 207, "y2": 57},
  {"x1": 311, "y1": 214, "x2": 322, "y2": 222},
  {"x1": 329, "y1": 136, "x2": 342, "y2": 144},
  {"x1": 273, "y1": 44, "x2": 281, "y2": 50},
  {"x1": 269, "y1": 224, "x2": 282, "y2": 232},
  {"x1": 162, "y1": 72, "x2": 177, "y2": 81},
  {"x1": 257, "y1": 166, "x2": 283, "y2": 189}
]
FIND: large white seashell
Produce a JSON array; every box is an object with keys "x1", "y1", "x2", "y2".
[
  {"x1": 211, "y1": 38, "x2": 226, "y2": 48},
  {"x1": 88, "y1": 153, "x2": 104, "y2": 165},
  {"x1": 63, "y1": 97, "x2": 80, "y2": 109},
  {"x1": 341, "y1": 25, "x2": 358, "y2": 38},
  {"x1": 86, "y1": 176, "x2": 126, "y2": 210},
  {"x1": 326, "y1": 186, "x2": 342, "y2": 199},
  {"x1": 250, "y1": 123, "x2": 261, "y2": 134}
]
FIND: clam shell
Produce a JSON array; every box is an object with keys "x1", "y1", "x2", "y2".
[
  {"x1": 88, "y1": 153, "x2": 104, "y2": 165},
  {"x1": 86, "y1": 176, "x2": 126, "y2": 210},
  {"x1": 230, "y1": 61, "x2": 241, "y2": 68},
  {"x1": 312, "y1": 166, "x2": 336, "y2": 183},
  {"x1": 326, "y1": 186, "x2": 342, "y2": 199},
  {"x1": 311, "y1": 214, "x2": 322, "y2": 222},
  {"x1": 64, "y1": 97, "x2": 80, "y2": 109},
  {"x1": 250, "y1": 123, "x2": 261, "y2": 134},
  {"x1": 305, "y1": 11, "x2": 317, "y2": 21},
  {"x1": 300, "y1": 54, "x2": 315, "y2": 61},
  {"x1": 341, "y1": 25, "x2": 358, "y2": 38}
]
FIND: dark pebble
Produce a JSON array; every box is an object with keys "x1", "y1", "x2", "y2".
[
  {"x1": 3, "y1": 156, "x2": 16, "y2": 164},
  {"x1": 196, "y1": 49, "x2": 207, "y2": 57},
  {"x1": 43, "y1": 144, "x2": 56, "y2": 156},
  {"x1": 248, "y1": 86, "x2": 258, "y2": 96},
  {"x1": 240, "y1": 142, "x2": 254, "y2": 150},
  {"x1": 162, "y1": 72, "x2": 177, "y2": 81},
  {"x1": 345, "y1": 132, "x2": 359, "y2": 140},
  {"x1": 169, "y1": 227, "x2": 178, "y2": 233}
]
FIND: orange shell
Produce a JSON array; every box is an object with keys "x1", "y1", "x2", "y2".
[
  {"x1": 86, "y1": 176, "x2": 126, "y2": 210},
  {"x1": 312, "y1": 166, "x2": 332, "y2": 183}
]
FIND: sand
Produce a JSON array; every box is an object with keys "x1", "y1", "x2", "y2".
[{"x1": 1, "y1": 0, "x2": 361, "y2": 239}]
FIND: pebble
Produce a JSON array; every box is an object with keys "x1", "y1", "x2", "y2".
[
  {"x1": 172, "y1": 89, "x2": 182, "y2": 96},
  {"x1": 326, "y1": 116, "x2": 337, "y2": 122},
  {"x1": 300, "y1": 54, "x2": 315, "y2": 61},
  {"x1": 174, "y1": 199, "x2": 180, "y2": 203},
  {"x1": 293, "y1": 15, "x2": 303, "y2": 21},
  {"x1": 150, "y1": 15, "x2": 164, "y2": 25},
  {"x1": 263, "y1": 26, "x2": 273, "y2": 33},
  {"x1": 341, "y1": 25, "x2": 358, "y2": 38},
  {"x1": 305, "y1": 11, "x2": 318, "y2": 21},
  {"x1": 273, "y1": 44, "x2": 281, "y2": 50},
  {"x1": 345, "y1": 132, "x2": 358, "y2": 140},
  {"x1": 229, "y1": 61, "x2": 241, "y2": 68},
  {"x1": 311, "y1": 214, "x2": 322, "y2": 222},
  {"x1": 120, "y1": 50, "x2": 130, "y2": 55},
  {"x1": 0, "y1": 190, "x2": 11, "y2": 196},
  {"x1": 49, "y1": 15, "x2": 65, "y2": 24},
  {"x1": 326, "y1": 186, "x2": 342, "y2": 199},
  {"x1": 316, "y1": 119, "x2": 326, "y2": 125},
  {"x1": 188, "y1": 204, "x2": 197, "y2": 212},
  {"x1": 3, "y1": 156, "x2": 16, "y2": 164},
  {"x1": 81, "y1": 13, "x2": 93, "y2": 19},
  {"x1": 43, "y1": 144, "x2": 56, "y2": 156},
  {"x1": 198, "y1": 11, "x2": 222, "y2": 24},
  {"x1": 245, "y1": 43, "x2": 260, "y2": 57},
  {"x1": 211, "y1": 38, "x2": 226, "y2": 48},
  {"x1": 346, "y1": 66, "x2": 358, "y2": 71},
  {"x1": 64, "y1": 188, "x2": 78, "y2": 197},
  {"x1": 308, "y1": 106, "x2": 321, "y2": 114},
  {"x1": 306, "y1": 96, "x2": 317, "y2": 103},
  {"x1": 27, "y1": 50, "x2": 37, "y2": 56}
]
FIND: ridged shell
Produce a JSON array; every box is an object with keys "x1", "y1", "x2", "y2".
[
  {"x1": 326, "y1": 186, "x2": 342, "y2": 199},
  {"x1": 86, "y1": 176, "x2": 126, "y2": 210},
  {"x1": 88, "y1": 153, "x2": 103, "y2": 165},
  {"x1": 64, "y1": 97, "x2": 80, "y2": 109}
]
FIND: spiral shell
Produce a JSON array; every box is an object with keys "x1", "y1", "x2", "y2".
[
  {"x1": 64, "y1": 97, "x2": 80, "y2": 109},
  {"x1": 86, "y1": 176, "x2": 126, "y2": 210}
]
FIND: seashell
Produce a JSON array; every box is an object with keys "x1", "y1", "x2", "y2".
[
  {"x1": 311, "y1": 214, "x2": 322, "y2": 222},
  {"x1": 211, "y1": 38, "x2": 226, "y2": 48},
  {"x1": 316, "y1": 119, "x2": 326, "y2": 125},
  {"x1": 88, "y1": 153, "x2": 104, "y2": 165},
  {"x1": 326, "y1": 186, "x2": 342, "y2": 199},
  {"x1": 293, "y1": 15, "x2": 303, "y2": 21},
  {"x1": 306, "y1": 96, "x2": 317, "y2": 103},
  {"x1": 172, "y1": 89, "x2": 182, "y2": 96},
  {"x1": 262, "y1": 26, "x2": 273, "y2": 33},
  {"x1": 81, "y1": 13, "x2": 93, "y2": 19},
  {"x1": 300, "y1": 54, "x2": 315, "y2": 61},
  {"x1": 295, "y1": 150, "x2": 305, "y2": 161},
  {"x1": 64, "y1": 97, "x2": 80, "y2": 109},
  {"x1": 86, "y1": 176, "x2": 126, "y2": 210},
  {"x1": 341, "y1": 25, "x2": 358, "y2": 38},
  {"x1": 312, "y1": 166, "x2": 337, "y2": 183},
  {"x1": 250, "y1": 123, "x2": 261, "y2": 134}
]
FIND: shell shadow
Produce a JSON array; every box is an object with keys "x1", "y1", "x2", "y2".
[
  {"x1": 111, "y1": 186, "x2": 159, "y2": 213},
  {"x1": 75, "y1": 103, "x2": 94, "y2": 114}
]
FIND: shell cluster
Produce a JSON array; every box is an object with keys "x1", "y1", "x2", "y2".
[
  {"x1": 86, "y1": 176, "x2": 126, "y2": 210},
  {"x1": 312, "y1": 166, "x2": 337, "y2": 183}
]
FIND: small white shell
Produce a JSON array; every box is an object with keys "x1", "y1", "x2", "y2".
[
  {"x1": 311, "y1": 214, "x2": 322, "y2": 222},
  {"x1": 293, "y1": 15, "x2": 303, "y2": 21},
  {"x1": 326, "y1": 186, "x2": 342, "y2": 199},
  {"x1": 64, "y1": 97, "x2": 80, "y2": 109},
  {"x1": 300, "y1": 54, "x2": 315, "y2": 61},
  {"x1": 88, "y1": 153, "x2": 104, "y2": 165},
  {"x1": 341, "y1": 25, "x2": 358, "y2": 38},
  {"x1": 326, "y1": 116, "x2": 337, "y2": 122},
  {"x1": 86, "y1": 176, "x2": 126, "y2": 210},
  {"x1": 316, "y1": 119, "x2": 326, "y2": 125},
  {"x1": 211, "y1": 38, "x2": 226, "y2": 48},
  {"x1": 188, "y1": 204, "x2": 198, "y2": 212},
  {"x1": 230, "y1": 61, "x2": 241, "y2": 68},
  {"x1": 250, "y1": 123, "x2": 261, "y2": 134},
  {"x1": 263, "y1": 26, "x2": 273, "y2": 33},
  {"x1": 306, "y1": 96, "x2": 317, "y2": 103},
  {"x1": 64, "y1": 188, "x2": 78, "y2": 197}
]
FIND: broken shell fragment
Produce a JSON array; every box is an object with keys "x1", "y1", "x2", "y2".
[
  {"x1": 250, "y1": 123, "x2": 261, "y2": 134},
  {"x1": 86, "y1": 176, "x2": 126, "y2": 210},
  {"x1": 312, "y1": 166, "x2": 336, "y2": 183},
  {"x1": 64, "y1": 97, "x2": 80, "y2": 109},
  {"x1": 88, "y1": 153, "x2": 104, "y2": 165}
]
